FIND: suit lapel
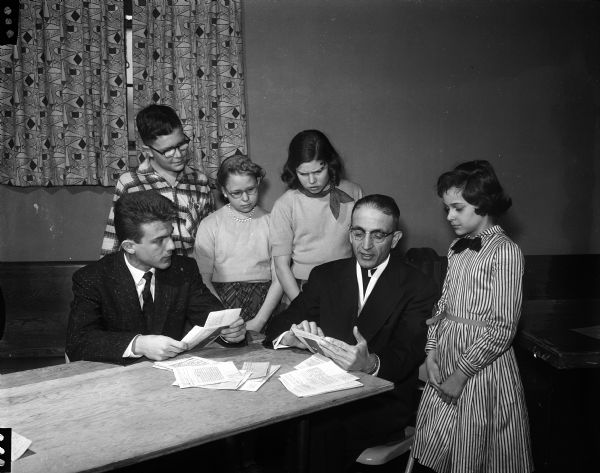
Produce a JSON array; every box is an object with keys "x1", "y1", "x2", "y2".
[
  {"x1": 357, "y1": 257, "x2": 404, "y2": 343},
  {"x1": 109, "y1": 252, "x2": 147, "y2": 331},
  {"x1": 331, "y1": 259, "x2": 360, "y2": 341}
]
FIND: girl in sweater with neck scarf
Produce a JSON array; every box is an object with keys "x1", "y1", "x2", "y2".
[{"x1": 269, "y1": 129, "x2": 363, "y2": 304}]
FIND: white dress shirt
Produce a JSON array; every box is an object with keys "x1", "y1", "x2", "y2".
[{"x1": 122, "y1": 253, "x2": 156, "y2": 358}]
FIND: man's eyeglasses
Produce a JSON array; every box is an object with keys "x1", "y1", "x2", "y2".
[
  {"x1": 349, "y1": 227, "x2": 394, "y2": 244},
  {"x1": 226, "y1": 186, "x2": 259, "y2": 199},
  {"x1": 148, "y1": 134, "x2": 191, "y2": 159}
]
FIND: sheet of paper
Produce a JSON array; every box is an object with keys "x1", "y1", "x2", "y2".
[
  {"x1": 181, "y1": 308, "x2": 242, "y2": 349},
  {"x1": 278, "y1": 361, "x2": 362, "y2": 397},
  {"x1": 242, "y1": 361, "x2": 270, "y2": 379},
  {"x1": 291, "y1": 327, "x2": 327, "y2": 356},
  {"x1": 153, "y1": 356, "x2": 214, "y2": 371},
  {"x1": 11, "y1": 430, "x2": 32, "y2": 462},
  {"x1": 280, "y1": 376, "x2": 363, "y2": 397},
  {"x1": 173, "y1": 361, "x2": 242, "y2": 388},
  {"x1": 181, "y1": 325, "x2": 224, "y2": 350},
  {"x1": 201, "y1": 370, "x2": 253, "y2": 390},
  {"x1": 238, "y1": 365, "x2": 281, "y2": 392},
  {"x1": 294, "y1": 353, "x2": 330, "y2": 370},
  {"x1": 205, "y1": 308, "x2": 241, "y2": 328}
]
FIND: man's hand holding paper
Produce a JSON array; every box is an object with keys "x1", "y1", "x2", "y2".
[
  {"x1": 182, "y1": 308, "x2": 245, "y2": 349},
  {"x1": 319, "y1": 326, "x2": 375, "y2": 372},
  {"x1": 283, "y1": 321, "x2": 325, "y2": 351},
  {"x1": 134, "y1": 334, "x2": 189, "y2": 361}
]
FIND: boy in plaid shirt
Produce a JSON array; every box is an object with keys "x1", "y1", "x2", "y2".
[{"x1": 101, "y1": 105, "x2": 214, "y2": 256}]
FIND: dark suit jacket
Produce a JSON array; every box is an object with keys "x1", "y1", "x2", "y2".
[
  {"x1": 66, "y1": 251, "x2": 223, "y2": 363},
  {"x1": 266, "y1": 254, "x2": 438, "y2": 435}
]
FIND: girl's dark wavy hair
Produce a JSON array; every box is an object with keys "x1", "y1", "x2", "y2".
[
  {"x1": 281, "y1": 130, "x2": 344, "y2": 189},
  {"x1": 217, "y1": 155, "x2": 266, "y2": 188},
  {"x1": 436, "y1": 160, "x2": 512, "y2": 216}
]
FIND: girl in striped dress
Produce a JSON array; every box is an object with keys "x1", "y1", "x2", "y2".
[{"x1": 412, "y1": 160, "x2": 533, "y2": 473}]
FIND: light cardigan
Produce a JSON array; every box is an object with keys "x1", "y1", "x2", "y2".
[
  {"x1": 194, "y1": 206, "x2": 272, "y2": 282},
  {"x1": 269, "y1": 179, "x2": 363, "y2": 280}
]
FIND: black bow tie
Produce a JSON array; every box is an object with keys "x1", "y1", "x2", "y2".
[{"x1": 451, "y1": 237, "x2": 482, "y2": 253}]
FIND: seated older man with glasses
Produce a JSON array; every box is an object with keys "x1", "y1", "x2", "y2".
[
  {"x1": 265, "y1": 194, "x2": 438, "y2": 473},
  {"x1": 101, "y1": 104, "x2": 214, "y2": 257}
]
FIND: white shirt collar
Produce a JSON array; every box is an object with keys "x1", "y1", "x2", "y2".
[
  {"x1": 123, "y1": 252, "x2": 155, "y2": 287},
  {"x1": 356, "y1": 255, "x2": 391, "y2": 311}
]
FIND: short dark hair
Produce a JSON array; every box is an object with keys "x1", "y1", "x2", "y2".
[
  {"x1": 136, "y1": 104, "x2": 183, "y2": 144},
  {"x1": 114, "y1": 191, "x2": 177, "y2": 243},
  {"x1": 436, "y1": 160, "x2": 512, "y2": 217},
  {"x1": 217, "y1": 155, "x2": 266, "y2": 188},
  {"x1": 352, "y1": 194, "x2": 400, "y2": 230},
  {"x1": 281, "y1": 130, "x2": 345, "y2": 189}
]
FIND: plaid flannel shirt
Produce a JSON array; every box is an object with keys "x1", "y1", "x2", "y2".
[{"x1": 101, "y1": 160, "x2": 214, "y2": 256}]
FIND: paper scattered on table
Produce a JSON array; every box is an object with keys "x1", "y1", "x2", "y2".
[
  {"x1": 163, "y1": 356, "x2": 277, "y2": 391},
  {"x1": 181, "y1": 308, "x2": 241, "y2": 349},
  {"x1": 571, "y1": 325, "x2": 600, "y2": 340},
  {"x1": 200, "y1": 370, "x2": 252, "y2": 390},
  {"x1": 11, "y1": 430, "x2": 32, "y2": 462},
  {"x1": 153, "y1": 356, "x2": 214, "y2": 371},
  {"x1": 173, "y1": 361, "x2": 243, "y2": 388},
  {"x1": 279, "y1": 360, "x2": 363, "y2": 397},
  {"x1": 291, "y1": 326, "x2": 327, "y2": 355},
  {"x1": 242, "y1": 361, "x2": 270, "y2": 379},
  {"x1": 238, "y1": 365, "x2": 281, "y2": 392},
  {"x1": 294, "y1": 353, "x2": 330, "y2": 370}
]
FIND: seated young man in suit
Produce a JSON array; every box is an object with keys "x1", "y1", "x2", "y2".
[
  {"x1": 265, "y1": 194, "x2": 438, "y2": 472},
  {"x1": 66, "y1": 190, "x2": 246, "y2": 363}
]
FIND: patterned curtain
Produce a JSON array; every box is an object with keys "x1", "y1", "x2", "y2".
[
  {"x1": 0, "y1": 0, "x2": 128, "y2": 186},
  {"x1": 132, "y1": 0, "x2": 247, "y2": 185}
]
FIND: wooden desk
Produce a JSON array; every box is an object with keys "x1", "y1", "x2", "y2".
[
  {"x1": 1, "y1": 340, "x2": 393, "y2": 473},
  {"x1": 517, "y1": 299, "x2": 600, "y2": 369},
  {"x1": 515, "y1": 299, "x2": 600, "y2": 473}
]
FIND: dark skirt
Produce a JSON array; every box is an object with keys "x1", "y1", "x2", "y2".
[{"x1": 213, "y1": 281, "x2": 271, "y2": 325}]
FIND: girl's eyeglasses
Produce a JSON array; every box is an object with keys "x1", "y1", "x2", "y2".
[{"x1": 226, "y1": 186, "x2": 259, "y2": 199}]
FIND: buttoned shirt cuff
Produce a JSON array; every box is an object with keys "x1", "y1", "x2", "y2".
[
  {"x1": 368, "y1": 354, "x2": 381, "y2": 376},
  {"x1": 123, "y1": 335, "x2": 143, "y2": 358},
  {"x1": 272, "y1": 331, "x2": 292, "y2": 350}
]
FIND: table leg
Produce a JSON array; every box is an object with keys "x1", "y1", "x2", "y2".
[{"x1": 296, "y1": 417, "x2": 310, "y2": 473}]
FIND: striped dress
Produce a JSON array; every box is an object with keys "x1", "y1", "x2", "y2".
[{"x1": 412, "y1": 225, "x2": 533, "y2": 473}]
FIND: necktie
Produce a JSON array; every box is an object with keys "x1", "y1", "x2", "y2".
[
  {"x1": 361, "y1": 267, "x2": 372, "y2": 295},
  {"x1": 142, "y1": 271, "x2": 154, "y2": 322},
  {"x1": 451, "y1": 237, "x2": 482, "y2": 254}
]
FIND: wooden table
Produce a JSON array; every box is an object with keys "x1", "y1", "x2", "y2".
[
  {"x1": 1, "y1": 339, "x2": 393, "y2": 473},
  {"x1": 517, "y1": 299, "x2": 600, "y2": 369}
]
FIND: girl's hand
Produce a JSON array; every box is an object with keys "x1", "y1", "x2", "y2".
[
  {"x1": 425, "y1": 349, "x2": 442, "y2": 387},
  {"x1": 437, "y1": 368, "x2": 469, "y2": 405},
  {"x1": 245, "y1": 318, "x2": 263, "y2": 334}
]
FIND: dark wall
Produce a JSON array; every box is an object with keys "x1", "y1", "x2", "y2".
[
  {"x1": 244, "y1": 0, "x2": 600, "y2": 255},
  {"x1": 1, "y1": 0, "x2": 598, "y2": 261}
]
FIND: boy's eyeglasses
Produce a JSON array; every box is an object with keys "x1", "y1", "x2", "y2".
[
  {"x1": 349, "y1": 227, "x2": 394, "y2": 244},
  {"x1": 226, "y1": 186, "x2": 259, "y2": 199},
  {"x1": 148, "y1": 134, "x2": 191, "y2": 159}
]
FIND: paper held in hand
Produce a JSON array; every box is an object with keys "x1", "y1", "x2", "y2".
[
  {"x1": 182, "y1": 308, "x2": 241, "y2": 349},
  {"x1": 291, "y1": 326, "x2": 327, "y2": 356}
]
